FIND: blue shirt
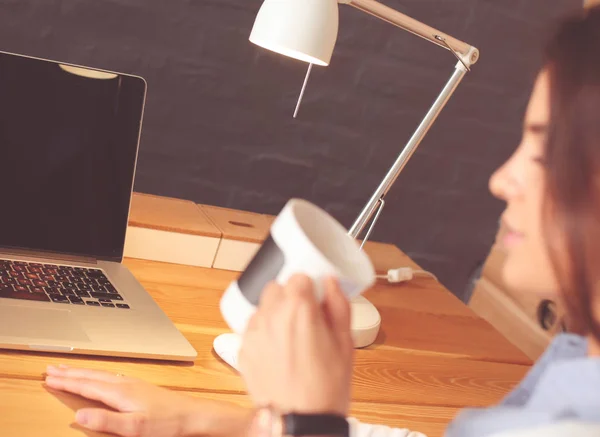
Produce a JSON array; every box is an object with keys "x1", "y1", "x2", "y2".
[{"x1": 445, "y1": 334, "x2": 600, "y2": 437}]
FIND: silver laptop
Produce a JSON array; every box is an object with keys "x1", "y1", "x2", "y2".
[{"x1": 0, "y1": 51, "x2": 197, "y2": 361}]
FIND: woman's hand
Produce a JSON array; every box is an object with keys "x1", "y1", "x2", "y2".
[
  {"x1": 239, "y1": 274, "x2": 354, "y2": 415},
  {"x1": 45, "y1": 366, "x2": 251, "y2": 437}
]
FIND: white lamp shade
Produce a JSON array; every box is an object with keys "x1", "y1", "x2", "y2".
[{"x1": 249, "y1": 0, "x2": 339, "y2": 66}]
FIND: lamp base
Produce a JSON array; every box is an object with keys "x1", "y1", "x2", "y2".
[
  {"x1": 212, "y1": 295, "x2": 381, "y2": 373},
  {"x1": 350, "y1": 295, "x2": 381, "y2": 348}
]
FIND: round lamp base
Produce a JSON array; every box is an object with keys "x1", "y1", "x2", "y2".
[{"x1": 350, "y1": 295, "x2": 381, "y2": 348}]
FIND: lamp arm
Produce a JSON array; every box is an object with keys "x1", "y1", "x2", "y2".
[
  {"x1": 348, "y1": 61, "x2": 468, "y2": 239},
  {"x1": 340, "y1": 0, "x2": 479, "y2": 68}
]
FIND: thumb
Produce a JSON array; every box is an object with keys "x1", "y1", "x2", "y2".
[
  {"x1": 322, "y1": 277, "x2": 352, "y2": 341},
  {"x1": 76, "y1": 408, "x2": 147, "y2": 437}
]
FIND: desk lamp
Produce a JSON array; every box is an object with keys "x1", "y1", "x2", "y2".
[{"x1": 249, "y1": 0, "x2": 480, "y2": 347}]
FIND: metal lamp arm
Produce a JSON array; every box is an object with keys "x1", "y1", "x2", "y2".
[
  {"x1": 348, "y1": 61, "x2": 468, "y2": 240},
  {"x1": 339, "y1": 0, "x2": 479, "y2": 68},
  {"x1": 334, "y1": 0, "x2": 479, "y2": 241}
]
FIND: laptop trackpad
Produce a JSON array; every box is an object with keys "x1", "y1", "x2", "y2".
[{"x1": 0, "y1": 305, "x2": 90, "y2": 342}]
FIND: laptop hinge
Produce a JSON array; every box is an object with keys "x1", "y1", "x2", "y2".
[{"x1": 0, "y1": 247, "x2": 98, "y2": 265}]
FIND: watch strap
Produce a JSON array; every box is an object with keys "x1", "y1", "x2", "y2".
[{"x1": 283, "y1": 413, "x2": 349, "y2": 437}]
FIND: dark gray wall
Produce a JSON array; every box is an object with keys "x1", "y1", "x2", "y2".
[{"x1": 0, "y1": 0, "x2": 579, "y2": 298}]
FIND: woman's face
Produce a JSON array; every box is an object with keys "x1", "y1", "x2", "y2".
[{"x1": 489, "y1": 71, "x2": 560, "y2": 295}]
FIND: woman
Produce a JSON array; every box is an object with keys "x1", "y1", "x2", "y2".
[{"x1": 44, "y1": 7, "x2": 600, "y2": 437}]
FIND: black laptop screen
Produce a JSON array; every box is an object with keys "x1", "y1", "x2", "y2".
[{"x1": 0, "y1": 52, "x2": 146, "y2": 261}]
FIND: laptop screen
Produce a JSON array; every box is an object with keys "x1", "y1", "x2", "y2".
[{"x1": 0, "y1": 52, "x2": 146, "y2": 262}]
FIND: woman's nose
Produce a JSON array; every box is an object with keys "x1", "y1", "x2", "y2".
[
  {"x1": 489, "y1": 157, "x2": 520, "y2": 201},
  {"x1": 489, "y1": 165, "x2": 507, "y2": 200}
]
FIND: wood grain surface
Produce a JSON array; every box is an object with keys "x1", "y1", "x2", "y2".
[
  {"x1": 0, "y1": 378, "x2": 460, "y2": 437},
  {"x1": 128, "y1": 193, "x2": 221, "y2": 238},
  {"x1": 0, "y1": 221, "x2": 532, "y2": 437},
  {"x1": 201, "y1": 204, "x2": 274, "y2": 242}
]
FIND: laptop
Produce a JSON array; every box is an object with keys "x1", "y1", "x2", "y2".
[{"x1": 0, "y1": 51, "x2": 197, "y2": 361}]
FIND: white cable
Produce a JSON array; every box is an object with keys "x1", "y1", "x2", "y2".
[
  {"x1": 412, "y1": 269, "x2": 439, "y2": 282},
  {"x1": 376, "y1": 267, "x2": 439, "y2": 284}
]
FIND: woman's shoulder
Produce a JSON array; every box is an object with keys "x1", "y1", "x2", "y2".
[{"x1": 501, "y1": 333, "x2": 588, "y2": 406}]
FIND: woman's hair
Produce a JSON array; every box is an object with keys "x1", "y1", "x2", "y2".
[{"x1": 543, "y1": 5, "x2": 600, "y2": 340}]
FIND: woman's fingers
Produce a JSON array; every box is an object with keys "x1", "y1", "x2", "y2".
[
  {"x1": 75, "y1": 408, "x2": 147, "y2": 437},
  {"x1": 285, "y1": 274, "x2": 319, "y2": 312},
  {"x1": 46, "y1": 365, "x2": 131, "y2": 383},
  {"x1": 322, "y1": 277, "x2": 353, "y2": 354},
  {"x1": 284, "y1": 274, "x2": 315, "y2": 298},
  {"x1": 322, "y1": 277, "x2": 351, "y2": 333},
  {"x1": 238, "y1": 274, "x2": 353, "y2": 415},
  {"x1": 45, "y1": 376, "x2": 126, "y2": 410},
  {"x1": 255, "y1": 275, "x2": 319, "y2": 330},
  {"x1": 258, "y1": 280, "x2": 285, "y2": 317}
]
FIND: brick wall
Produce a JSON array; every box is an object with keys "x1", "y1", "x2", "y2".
[{"x1": 0, "y1": 0, "x2": 579, "y2": 298}]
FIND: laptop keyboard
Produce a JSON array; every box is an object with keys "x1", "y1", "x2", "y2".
[{"x1": 0, "y1": 259, "x2": 129, "y2": 309}]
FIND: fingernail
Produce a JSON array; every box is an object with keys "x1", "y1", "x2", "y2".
[
  {"x1": 76, "y1": 410, "x2": 88, "y2": 425},
  {"x1": 59, "y1": 364, "x2": 69, "y2": 369}
]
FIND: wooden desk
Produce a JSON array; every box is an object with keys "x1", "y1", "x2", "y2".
[{"x1": 0, "y1": 242, "x2": 531, "y2": 437}]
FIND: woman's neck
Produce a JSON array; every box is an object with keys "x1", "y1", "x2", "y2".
[{"x1": 588, "y1": 335, "x2": 600, "y2": 357}]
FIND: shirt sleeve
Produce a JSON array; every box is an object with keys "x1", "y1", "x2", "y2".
[{"x1": 348, "y1": 417, "x2": 428, "y2": 437}]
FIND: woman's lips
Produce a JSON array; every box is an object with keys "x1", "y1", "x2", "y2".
[{"x1": 502, "y1": 220, "x2": 525, "y2": 248}]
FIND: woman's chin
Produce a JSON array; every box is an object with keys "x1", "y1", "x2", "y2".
[{"x1": 502, "y1": 256, "x2": 558, "y2": 296}]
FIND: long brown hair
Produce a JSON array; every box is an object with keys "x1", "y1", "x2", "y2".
[{"x1": 543, "y1": 5, "x2": 600, "y2": 340}]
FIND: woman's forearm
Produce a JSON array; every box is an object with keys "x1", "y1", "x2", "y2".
[{"x1": 181, "y1": 397, "x2": 254, "y2": 437}]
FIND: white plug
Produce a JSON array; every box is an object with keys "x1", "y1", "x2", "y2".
[
  {"x1": 377, "y1": 267, "x2": 439, "y2": 284},
  {"x1": 385, "y1": 267, "x2": 414, "y2": 283}
]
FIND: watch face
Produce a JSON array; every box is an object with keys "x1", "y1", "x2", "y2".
[{"x1": 254, "y1": 407, "x2": 283, "y2": 437}]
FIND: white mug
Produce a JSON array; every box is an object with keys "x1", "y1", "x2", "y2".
[{"x1": 219, "y1": 198, "x2": 376, "y2": 335}]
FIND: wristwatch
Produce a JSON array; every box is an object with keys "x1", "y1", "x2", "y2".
[{"x1": 252, "y1": 406, "x2": 350, "y2": 437}]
